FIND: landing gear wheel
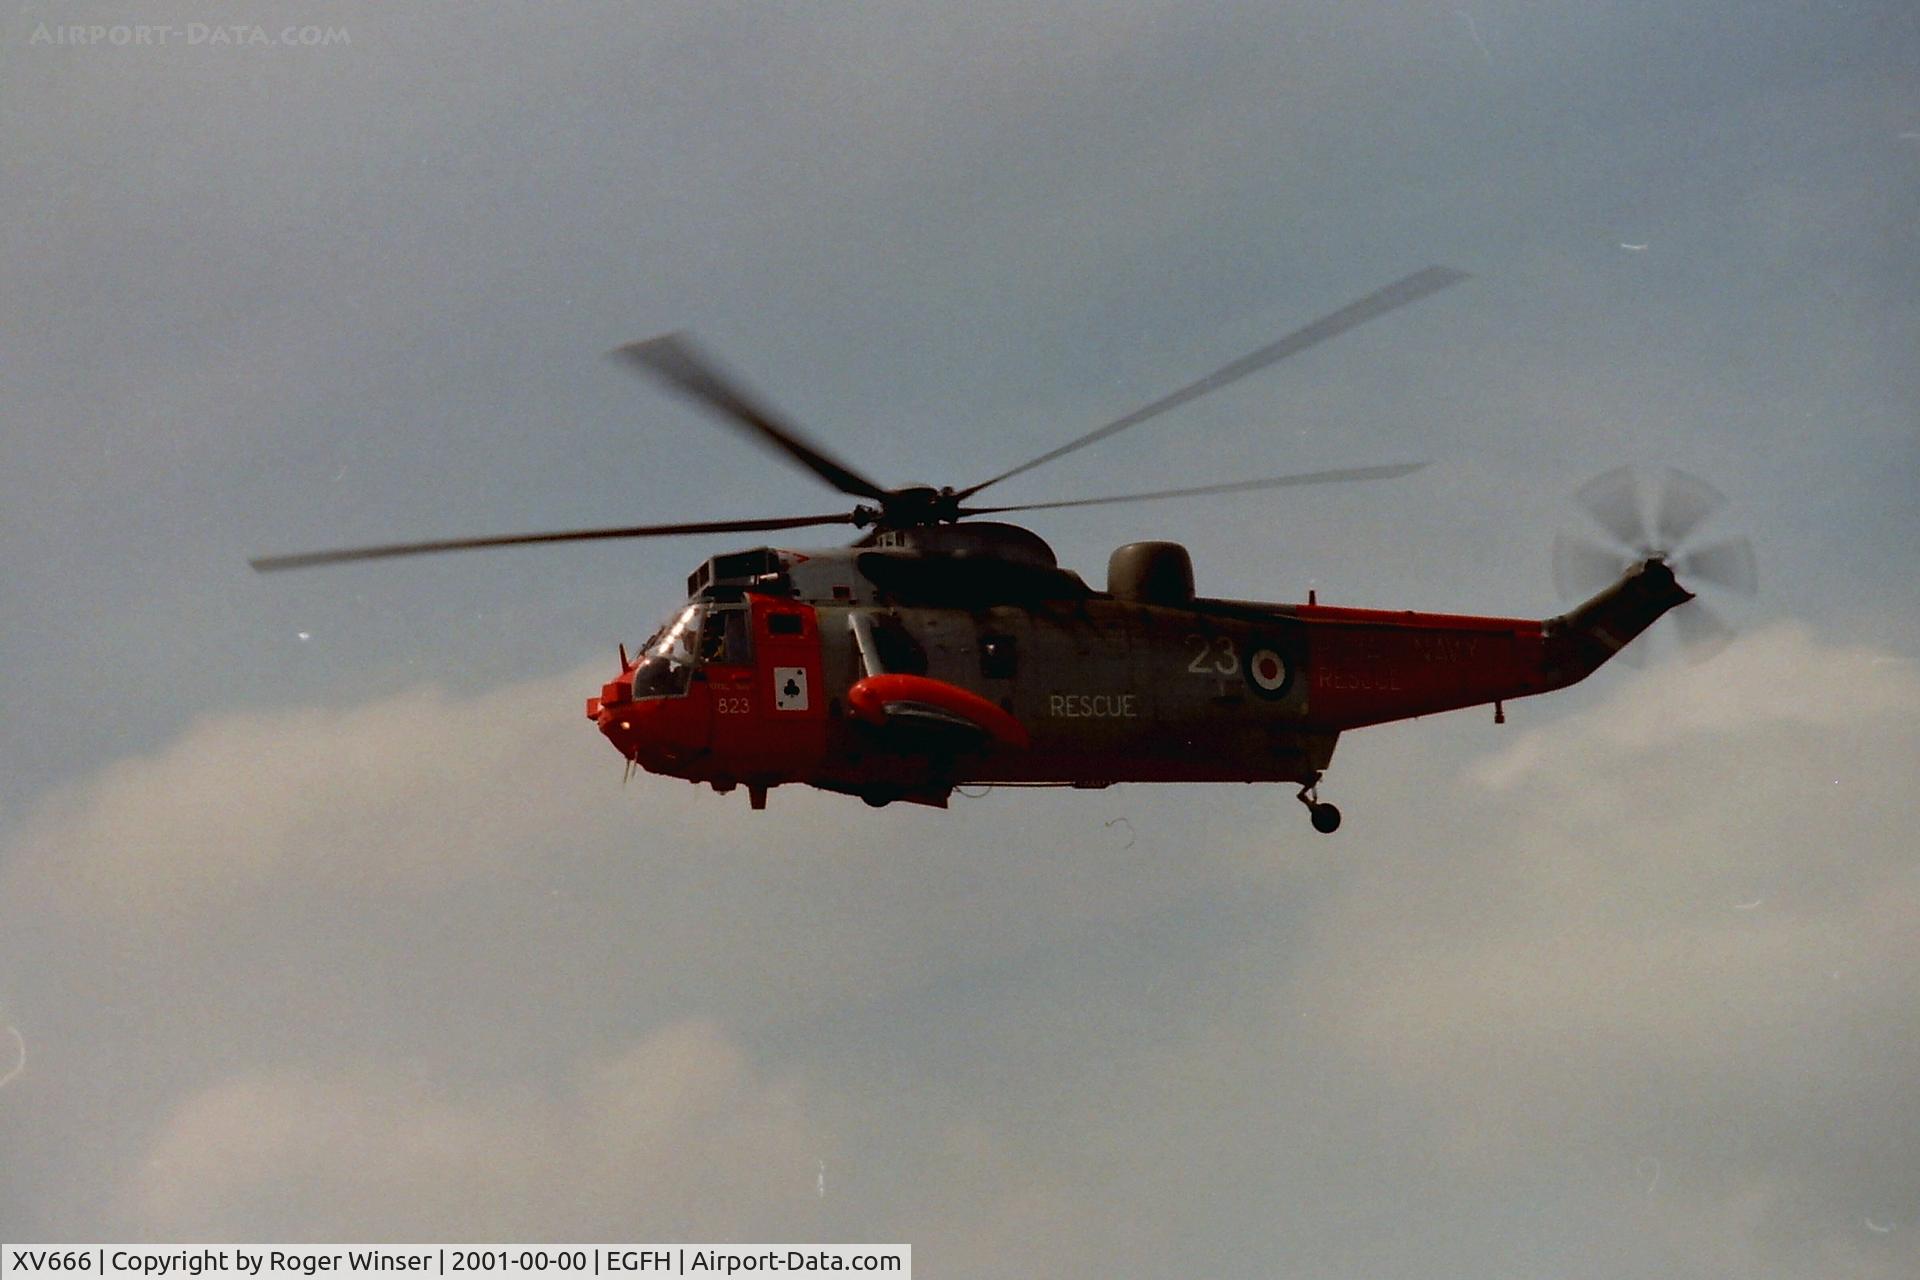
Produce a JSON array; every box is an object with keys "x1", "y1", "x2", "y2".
[{"x1": 1296, "y1": 776, "x2": 1342, "y2": 835}]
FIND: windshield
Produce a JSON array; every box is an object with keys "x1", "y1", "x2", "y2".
[
  {"x1": 627, "y1": 601, "x2": 755, "y2": 699},
  {"x1": 630, "y1": 603, "x2": 706, "y2": 699}
]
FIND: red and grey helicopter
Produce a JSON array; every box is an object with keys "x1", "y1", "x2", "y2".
[{"x1": 253, "y1": 267, "x2": 1755, "y2": 831}]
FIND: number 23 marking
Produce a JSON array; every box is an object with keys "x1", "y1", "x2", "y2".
[{"x1": 1185, "y1": 634, "x2": 1238, "y2": 676}]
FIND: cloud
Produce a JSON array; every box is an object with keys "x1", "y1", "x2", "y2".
[
  {"x1": 3, "y1": 664, "x2": 617, "y2": 929},
  {"x1": 1, "y1": 649, "x2": 1176, "y2": 1255},
  {"x1": 9, "y1": 620, "x2": 1919, "y2": 1278},
  {"x1": 127, "y1": 1021, "x2": 1142, "y2": 1271},
  {"x1": 1, "y1": 650, "x2": 1267, "y2": 984},
  {"x1": 130, "y1": 1018, "x2": 830, "y2": 1239},
  {"x1": 1294, "y1": 623, "x2": 1920, "y2": 1273},
  {"x1": 1471, "y1": 621, "x2": 1919, "y2": 786},
  {"x1": 3, "y1": 0, "x2": 1916, "y2": 1270}
]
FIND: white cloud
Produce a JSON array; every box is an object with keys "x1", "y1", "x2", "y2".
[
  {"x1": 127, "y1": 1021, "x2": 1149, "y2": 1271},
  {"x1": 3, "y1": 664, "x2": 618, "y2": 928},
  {"x1": 10, "y1": 620, "x2": 1919, "y2": 1278},
  {"x1": 130, "y1": 1018, "x2": 830, "y2": 1239},
  {"x1": 1471, "y1": 621, "x2": 1920, "y2": 787},
  {"x1": 1293, "y1": 622, "x2": 1920, "y2": 1272}
]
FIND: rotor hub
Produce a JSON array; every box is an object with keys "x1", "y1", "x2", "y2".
[{"x1": 856, "y1": 485, "x2": 964, "y2": 530}]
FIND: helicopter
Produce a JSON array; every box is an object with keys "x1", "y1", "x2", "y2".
[{"x1": 252, "y1": 266, "x2": 1756, "y2": 831}]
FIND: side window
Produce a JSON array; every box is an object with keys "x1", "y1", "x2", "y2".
[
  {"x1": 871, "y1": 616, "x2": 928, "y2": 675},
  {"x1": 980, "y1": 633, "x2": 1017, "y2": 679},
  {"x1": 700, "y1": 606, "x2": 752, "y2": 665},
  {"x1": 767, "y1": 612, "x2": 804, "y2": 636},
  {"x1": 724, "y1": 608, "x2": 752, "y2": 662}
]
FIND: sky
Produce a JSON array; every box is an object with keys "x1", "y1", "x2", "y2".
[{"x1": 3, "y1": 1, "x2": 1917, "y2": 1274}]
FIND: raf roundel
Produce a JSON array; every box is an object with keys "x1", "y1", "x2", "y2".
[{"x1": 1246, "y1": 642, "x2": 1292, "y2": 699}]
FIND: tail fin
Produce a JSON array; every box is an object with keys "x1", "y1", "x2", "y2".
[{"x1": 1544, "y1": 559, "x2": 1693, "y2": 682}]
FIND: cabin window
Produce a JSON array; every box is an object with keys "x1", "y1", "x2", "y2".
[
  {"x1": 767, "y1": 612, "x2": 804, "y2": 637},
  {"x1": 699, "y1": 605, "x2": 752, "y2": 665},
  {"x1": 870, "y1": 616, "x2": 928, "y2": 674},
  {"x1": 980, "y1": 634, "x2": 1018, "y2": 679}
]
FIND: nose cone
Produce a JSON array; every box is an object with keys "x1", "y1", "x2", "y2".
[
  {"x1": 595, "y1": 697, "x2": 648, "y2": 760},
  {"x1": 591, "y1": 683, "x2": 708, "y2": 774}
]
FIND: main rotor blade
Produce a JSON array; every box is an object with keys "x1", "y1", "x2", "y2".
[
  {"x1": 963, "y1": 461, "x2": 1427, "y2": 517},
  {"x1": 250, "y1": 512, "x2": 856, "y2": 572},
  {"x1": 959, "y1": 265, "x2": 1470, "y2": 499},
  {"x1": 613, "y1": 334, "x2": 891, "y2": 502}
]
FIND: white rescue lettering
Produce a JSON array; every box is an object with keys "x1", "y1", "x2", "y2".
[
  {"x1": 1048, "y1": 692, "x2": 1140, "y2": 718},
  {"x1": 1313, "y1": 668, "x2": 1405, "y2": 691}
]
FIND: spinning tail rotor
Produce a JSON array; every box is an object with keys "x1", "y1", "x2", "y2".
[{"x1": 1552, "y1": 466, "x2": 1758, "y2": 663}]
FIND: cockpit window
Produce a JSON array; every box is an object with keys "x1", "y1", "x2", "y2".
[
  {"x1": 628, "y1": 602, "x2": 752, "y2": 698},
  {"x1": 630, "y1": 603, "x2": 705, "y2": 699}
]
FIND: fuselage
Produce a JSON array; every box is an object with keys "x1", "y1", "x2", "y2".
[{"x1": 588, "y1": 523, "x2": 1687, "y2": 808}]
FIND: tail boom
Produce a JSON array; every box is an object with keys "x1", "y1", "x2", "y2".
[{"x1": 1297, "y1": 559, "x2": 1691, "y2": 730}]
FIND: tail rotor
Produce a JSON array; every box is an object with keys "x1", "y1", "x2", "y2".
[{"x1": 1551, "y1": 466, "x2": 1758, "y2": 664}]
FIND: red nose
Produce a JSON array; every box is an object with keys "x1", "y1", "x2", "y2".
[
  {"x1": 590, "y1": 676, "x2": 708, "y2": 771},
  {"x1": 594, "y1": 697, "x2": 644, "y2": 759}
]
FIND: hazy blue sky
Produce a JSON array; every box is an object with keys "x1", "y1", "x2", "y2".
[{"x1": 3, "y1": 3, "x2": 1917, "y2": 1275}]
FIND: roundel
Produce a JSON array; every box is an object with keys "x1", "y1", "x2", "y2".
[{"x1": 1245, "y1": 640, "x2": 1292, "y2": 700}]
